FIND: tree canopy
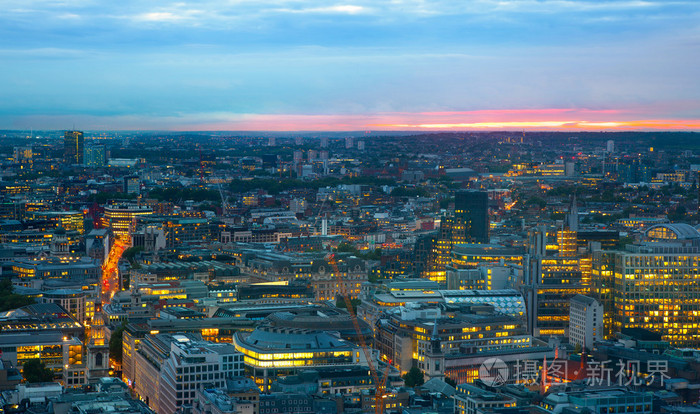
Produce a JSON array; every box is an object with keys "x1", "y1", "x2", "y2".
[
  {"x1": 402, "y1": 366, "x2": 425, "y2": 387},
  {"x1": 22, "y1": 359, "x2": 54, "y2": 383},
  {"x1": 109, "y1": 323, "x2": 126, "y2": 364},
  {"x1": 0, "y1": 278, "x2": 35, "y2": 312}
]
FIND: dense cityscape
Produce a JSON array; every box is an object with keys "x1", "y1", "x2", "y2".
[{"x1": 0, "y1": 130, "x2": 699, "y2": 413}]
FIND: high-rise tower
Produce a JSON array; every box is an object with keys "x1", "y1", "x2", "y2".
[
  {"x1": 451, "y1": 190, "x2": 489, "y2": 243},
  {"x1": 64, "y1": 130, "x2": 84, "y2": 164}
]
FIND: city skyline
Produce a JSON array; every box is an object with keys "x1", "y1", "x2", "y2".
[{"x1": 2, "y1": 0, "x2": 700, "y2": 131}]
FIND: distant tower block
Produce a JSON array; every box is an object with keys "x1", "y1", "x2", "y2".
[
  {"x1": 295, "y1": 137, "x2": 303, "y2": 146},
  {"x1": 268, "y1": 137, "x2": 276, "y2": 146},
  {"x1": 345, "y1": 136, "x2": 353, "y2": 149},
  {"x1": 308, "y1": 150, "x2": 318, "y2": 162},
  {"x1": 606, "y1": 140, "x2": 615, "y2": 153},
  {"x1": 293, "y1": 150, "x2": 303, "y2": 164},
  {"x1": 320, "y1": 137, "x2": 329, "y2": 148},
  {"x1": 64, "y1": 130, "x2": 84, "y2": 164},
  {"x1": 320, "y1": 150, "x2": 329, "y2": 160},
  {"x1": 321, "y1": 217, "x2": 328, "y2": 236},
  {"x1": 566, "y1": 195, "x2": 579, "y2": 232},
  {"x1": 357, "y1": 141, "x2": 365, "y2": 151}
]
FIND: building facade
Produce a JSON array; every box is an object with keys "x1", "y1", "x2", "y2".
[
  {"x1": 568, "y1": 294, "x2": 603, "y2": 350},
  {"x1": 64, "y1": 130, "x2": 84, "y2": 165}
]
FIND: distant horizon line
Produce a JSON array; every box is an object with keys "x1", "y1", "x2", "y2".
[{"x1": 2, "y1": 129, "x2": 699, "y2": 134}]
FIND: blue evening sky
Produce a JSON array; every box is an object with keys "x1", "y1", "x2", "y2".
[{"x1": 1, "y1": 1, "x2": 699, "y2": 130}]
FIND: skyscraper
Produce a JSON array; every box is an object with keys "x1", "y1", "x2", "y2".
[
  {"x1": 64, "y1": 130, "x2": 84, "y2": 164},
  {"x1": 452, "y1": 190, "x2": 489, "y2": 243},
  {"x1": 428, "y1": 190, "x2": 490, "y2": 284}
]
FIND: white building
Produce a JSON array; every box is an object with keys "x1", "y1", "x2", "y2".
[
  {"x1": 606, "y1": 139, "x2": 615, "y2": 153},
  {"x1": 568, "y1": 295, "x2": 603, "y2": 350},
  {"x1": 133, "y1": 334, "x2": 244, "y2": 414}
]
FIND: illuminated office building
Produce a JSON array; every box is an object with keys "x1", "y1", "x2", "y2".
[
  {"x1": 592, "y1": 223, "x2": 700, "y2": 347},
  {"x1": 102, "y1": 204, "x2": 153, "y2": 240},
  {"x1": 84, "y1": 144, "x2": 106, "y2": 167},
  {"x1": 591, "y1": 250, "x2": 616, "y2": 338},
  {"x1": 453, "y1": 190, "x2": 489, "y2": 243},
  {"x1": 449, "y1": 244, "x2": 525, "y2": 269},
  {"x1": 10, "y1": 256, "x2": 101, "y2": 283},
  {"x1": 41, "y1": 289, "x2": 92, "y2": 325},
  {"x1": 233, "y1": 325, "x2": 366, "y2": 391},
  {"x1": 29, "y1": 211, "x2": 85, "y2": 234},
  {"x1": 1, "y1": 333, "x2": 86, "y2": 387},
  {"x1": 557, "y1": 229, "x2": 577, "y2": 257},
  {"x1": 428, "y1": 191, "x2": 490, "y2": 284},
  {"x1": 376, "y1": 304, "x2": 530, "y2": 374},
  {"x1": 531, "y1": 257, "x2": 588, "y2": 337},
  {"x1": 13, "y1": 146, "x2": 33, "y2": 165},
  {"x1": 446, "y1": 244, "x2": 525, "y2": 289},
  {"x1": 64, "y1": 130, "x2": 84, "y2": 165},
  {"x1": 360, "y1": 287, "x2": 526, "y2": 333}
]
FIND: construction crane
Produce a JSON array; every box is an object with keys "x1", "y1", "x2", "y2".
[
  {"x1": 326, "y1": 253, "x2": 391, "y2": 414},
  {"x1": 217, "y1": 180, "x2": 230, "y2": 217}
]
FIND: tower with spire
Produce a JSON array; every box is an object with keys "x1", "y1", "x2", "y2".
[
  {"x1": 423, "y1": 314, "x2": 446, "y2": 381},
  {"x1": 566, "y1": 194, "x2": 579, "y2": 232}
]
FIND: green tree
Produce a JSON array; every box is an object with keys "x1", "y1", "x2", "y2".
[
  {"x1": 22, "y1": 359, "x2": 54, "y2": 383},
  {"x1": 122, "y1": 246, "x2": 144, "y2": 264},
  {"x1": 525, "y1": 196, "x2": 546, "y2": 209},
  {"x1": 109, "y1": 323, "x2": 126, "y2": 364},
  {"x1": 335, "y1": 295, "x2": 361, "y2": 313},
  {"x1": 0, "y1": 278, "x2": 36, "y2": 312},
  {"x1": 444, "y1": 377, "x2": 457, "y2": 387},
  {"x1": 335, "y1": 243, "x2": 357, "y2": 253},
  {"x1": 402, "y1": 366, "x2": 425, "y2": 387}
]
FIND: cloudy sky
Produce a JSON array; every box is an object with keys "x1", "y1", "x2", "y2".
[{"x1": 2, "y1": 0, "x2": 700, "y2": 131}]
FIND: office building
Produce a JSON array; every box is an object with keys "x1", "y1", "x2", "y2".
[
  {"x1": 450, "y1": 190, "x2": 489, "y2": 244},
  {"x1": 132, "y1": 333, "x2": 244, "y2": 414},
  {"x1": 10, "y1": 256, "x2": 101, "y2": 284},
  {"x1": 124, "y1": 175, "x2": 141, "y2": 194},
  {"x1": 592, "y1": 223, "x2": 700, "y2": 347},
  {"x1": 29, "y1": 211, "x2": 85, "y2": 234},
  {"x1": 430, "y1": 191, "x2": 490, "y2": 284},
  {"x1": 84, "y1": 144, "x2": 106, "y2": 167},
  {"x1": 531, "y1": 257, "x2": 588, "y2": 337},
  {"x1": 64, "y1": 130, "x2": 84, "y2": 164},
  {"x1": 41, "y1": 289, "x2": 91, "y2": 325},
  {"x1": 541, "y1": 388, "x2": 652, "y2": 414},
  {"x1": 233, "y1": 325, "x2": 367, "y2": 391},
  {"x1": 568, "y1": 294, "x2": 603, "y2": 350},
  {"x1": 102, "y1": 204, "x2": 153, "y2": 240},
  {"x1": 375, "y1": 304, "x2": 530, "y2": 374},
  {"x1": 0, "y1": 331, "x2": 86, "y2": 387}
]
